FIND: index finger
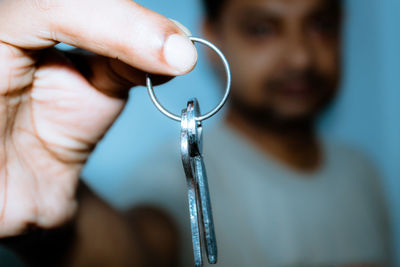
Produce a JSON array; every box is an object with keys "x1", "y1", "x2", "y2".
[{"x1": 0, "y1": 0, "x2": 197, "y2": 76}]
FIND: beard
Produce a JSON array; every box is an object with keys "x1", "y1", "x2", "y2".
[{"x1": 229, "y1": 68, "x2": 338, "y2": 131}]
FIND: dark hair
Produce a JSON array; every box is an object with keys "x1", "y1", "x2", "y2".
[
  {"x1": 202, "y1": 0, "x2": 342, "y2": 22},
  {"x1": 202, "y1": 0, "x2": 227, "y2": 21}
]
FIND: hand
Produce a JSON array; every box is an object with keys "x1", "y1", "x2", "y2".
[{"x1": 0, "y1": 0, "x2": 197, "y2": 237}]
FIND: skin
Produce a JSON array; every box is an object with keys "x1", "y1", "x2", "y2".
[
  {"x1": 204, "y1": 0, "x2": 341, "y2": 172},
  {"x1": 0, "y1": 0, "x2": 196, "y2": 265}
]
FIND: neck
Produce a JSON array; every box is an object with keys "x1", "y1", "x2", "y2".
[{"x1": 225, "y1": 107, "x2": 322, "y2": 172}]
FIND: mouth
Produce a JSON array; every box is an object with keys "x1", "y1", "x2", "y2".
[{"x1": 277, "y1": 80, "x2": 316, "y2": 97}]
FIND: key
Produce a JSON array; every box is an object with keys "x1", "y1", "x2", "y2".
[
  {"x1": 181, "y1": 98, "x2": 218, "y2": 266},
  {"x1": 181, "y1": 104, "x2": 203, "y2": 267},
  {"x1": 186, "y1": 99, "x2": 218, "y2": 264},
  {"x1": 146, "y1": 36, "x2": 231, "y2": 267}
]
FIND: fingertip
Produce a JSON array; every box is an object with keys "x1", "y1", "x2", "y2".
[{"x1": 163, "y1": 34, "x2": 197, "y2": 75}]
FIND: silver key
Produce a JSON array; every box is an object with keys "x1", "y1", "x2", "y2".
[
  {"x1": 146, "y1": 36, "x2": 231, "y2": 267},
  {"x1": 181, "y1": 104, "x2": 203, "y2": 266},
  {"x1": 181, "y1": 98, "x2": 218, "y2": 266}
]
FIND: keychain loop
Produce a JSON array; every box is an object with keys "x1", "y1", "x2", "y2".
[{"x1": 146, "y1": 36, "x2": 231, "y2": 122}]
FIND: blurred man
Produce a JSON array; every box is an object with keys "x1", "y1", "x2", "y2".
[{"x1": 119, "y1": 0, "x2": 392, "y2": 266}]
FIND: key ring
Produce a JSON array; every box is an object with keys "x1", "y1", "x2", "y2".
[{"x1": 146, "y1": 36, "x2": 231, "y2": 122}]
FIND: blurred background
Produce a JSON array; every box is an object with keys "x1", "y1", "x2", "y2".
[{"x1": 1, "y1": 0, "x2": 399, "y2": 265}]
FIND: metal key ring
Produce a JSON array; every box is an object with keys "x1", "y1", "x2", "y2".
[{"x1": 146, "y1": 36, "x2": 231, "y2": 122}]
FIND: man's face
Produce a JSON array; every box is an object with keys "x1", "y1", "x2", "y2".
[{"x1": 207, "y1": 0, "x2": 341, "y2": 122}]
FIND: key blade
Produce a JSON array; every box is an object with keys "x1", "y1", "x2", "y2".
[
  {"x1": 188, "y1": 176, "x2": 203, "y2": 267},
  {"x1": 194, "y1": 155, "x2": 218, "y2": 264}
]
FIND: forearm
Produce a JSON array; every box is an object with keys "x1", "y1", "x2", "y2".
[
  {"x1": 62, "y1": 183, "x2": 148, "y2": 267},
  {"x1": 1, "y1": 183, "x2": 146, "y2": 267}
]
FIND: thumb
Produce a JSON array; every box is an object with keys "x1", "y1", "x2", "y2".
[{"x1": 0, "y1": 0, "x2": 197, "y2": 76}]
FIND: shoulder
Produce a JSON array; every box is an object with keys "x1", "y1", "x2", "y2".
[
  {"x1": 322, "y1": 139, "x2": 383, "y2": 189},
  {"x1": 324, "y1": 140, "x2": 378, "y2": 172}
]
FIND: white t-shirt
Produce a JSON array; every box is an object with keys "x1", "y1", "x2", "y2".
[{"x1": 115, "y1": 123, "x2": 391, "y2": 267}]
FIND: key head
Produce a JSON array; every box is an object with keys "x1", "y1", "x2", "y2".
[
  {"x1": 186, "y1": 98, "x2": 203, "y2": 156},
  {"x1": 180, "y1": 99, "x2": 203, "y2": 178},
  {"x1": 181, "y1": 107, "x2": 192, "y2": 178}
]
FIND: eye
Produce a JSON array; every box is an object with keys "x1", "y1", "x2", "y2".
[
  {"x1": 309, "y1": 16, "x2": 339, "y2": 36},
  {"x1": 242, "y1": 22, "x2": 275, "y2": 38}
]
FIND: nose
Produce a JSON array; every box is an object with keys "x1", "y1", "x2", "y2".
[{"x1": 284, "y1": 32, "x2": 313, "y2": 71}]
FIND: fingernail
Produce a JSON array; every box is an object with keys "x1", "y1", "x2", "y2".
[
  {"x1": 169, "y1": 18, "x2": 192, "y2": 36},
  {"x1": 164, "y1": 34, "x2": 197, "y2": 74}
]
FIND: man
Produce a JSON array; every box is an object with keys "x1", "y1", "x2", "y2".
[{"x1": 118, "y1": 0, "x2": 392, "y2": 266}]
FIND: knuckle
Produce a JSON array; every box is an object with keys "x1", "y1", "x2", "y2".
[
  {"x1": 31, "y1": 0, "x2": 57, "y2": 12},
  {"x1": 0, "y1": 200, "x2": 38, "y2": 237},
  {"x1": 38, "y1": 187, "x2": 77, "y2": 227},
  {"x1": 0, "y1": 42, "x2": 35, "y2": 95}
]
